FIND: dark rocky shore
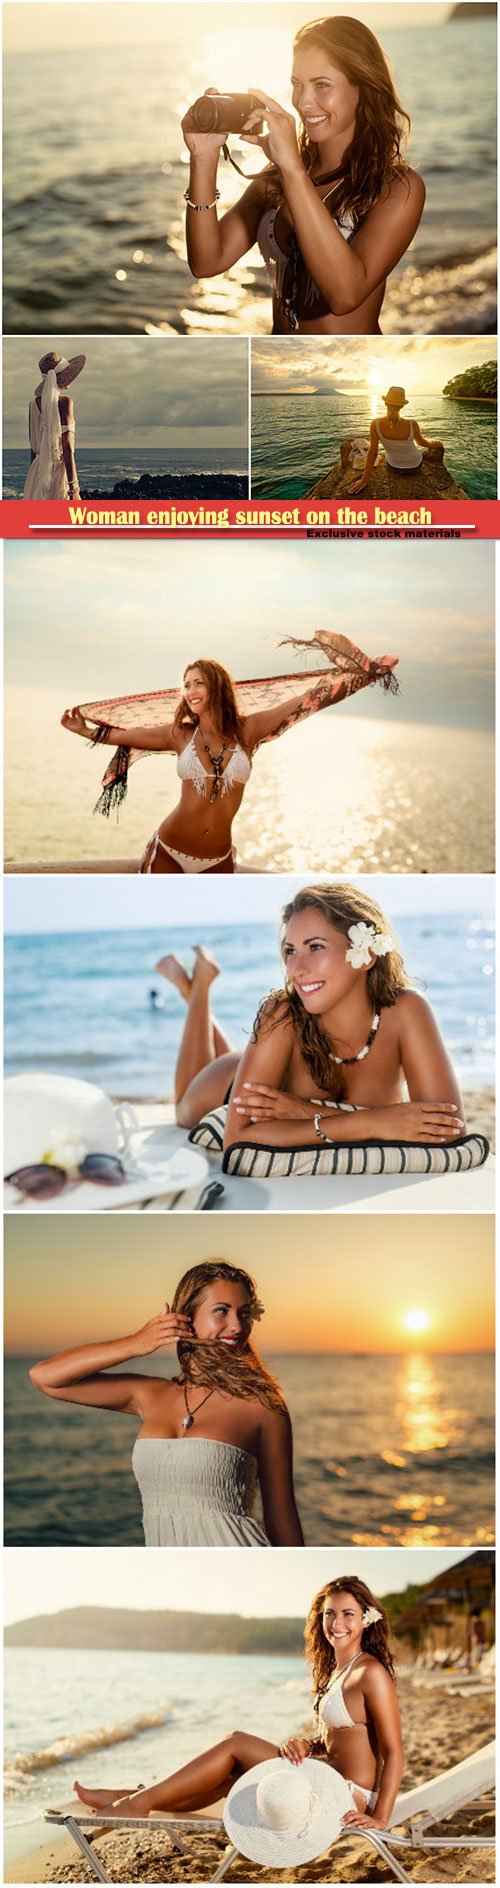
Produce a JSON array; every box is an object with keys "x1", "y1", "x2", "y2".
[
  {"x1": 305, "y1": 438, "x2": 469, "y2": 502},
  {"x1": 80, "y1": 473, "x2": 248, "y2": 501}
]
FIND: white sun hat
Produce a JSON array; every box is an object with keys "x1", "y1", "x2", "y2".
[
  {"x1": 224, "y1": 1757, "x2": 353, "y2": 1868},
  {"x1": 4, "y1": 1073, "x2": 208, "y2": 1212}
]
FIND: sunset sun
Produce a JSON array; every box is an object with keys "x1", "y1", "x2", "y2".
[{"x1": 404, "y1": 1308, "x2": 431, "y2": 1335}]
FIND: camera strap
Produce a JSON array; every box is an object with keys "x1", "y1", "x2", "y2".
[{"x1": 222, "y1": 142, "x2": 263, "y2": 182}]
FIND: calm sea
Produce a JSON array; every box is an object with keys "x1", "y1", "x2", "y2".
[
  {"x1": 4, "y1": 700, "x2": 495, "y2": 876},
  {"x1": 3, "y1": 910, "x2": 495, "y2": 1099},
  {"x1": 4, "y1": 1645, "x2": 310, "y2": 1854},
  {"x1": 3, "y1": 446, "x2": 247, "y2": 501},
  {"x1": 251, "y1": 394, "x2": 497, "y2": 500},
  {"x1": 4, "y1": 13, "x2": 496, "y2": 335},
  {"x1": 4, "y1": 1351, "x2": 494, "y2": 1552}
]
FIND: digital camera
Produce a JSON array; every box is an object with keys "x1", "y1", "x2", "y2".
[{"x1": 190, "y1": 92, "x2": 263, "y2": 135}]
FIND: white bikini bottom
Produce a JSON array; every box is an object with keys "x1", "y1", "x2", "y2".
[
  {"x1": 347, "y1": 1781, "x2": 379, "y2": 1811},
  {"x1": 139, "y1": 833, "x2": 235, "y2": 875}
]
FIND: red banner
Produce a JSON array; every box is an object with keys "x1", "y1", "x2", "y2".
[{"x1": 0, "y1": 498, "x2": 497, "y2": 538}]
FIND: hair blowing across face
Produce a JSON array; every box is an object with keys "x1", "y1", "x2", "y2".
[
  {"x1": 253, "y1": 882, "x2": 409, "y2": 1103},
  {"x1": 305, "y1": 1577, "x2": 396, "y2": 1694},
  {"x1": 170, "y1": 1261, "x2": 285, "y2": 1410},
  {"x1": 173, "y1": 661, "x2": 247, "y2": 746},
  {"x1": 291, "y1": 14, "x2": 411, "y2": 227}
]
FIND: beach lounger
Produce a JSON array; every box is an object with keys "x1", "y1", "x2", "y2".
[{"x1": 45, "y1": 1743, "x2": 495, "y2": 1884}]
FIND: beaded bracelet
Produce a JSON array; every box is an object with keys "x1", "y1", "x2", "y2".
[{"x1": 184, "y1": 189, "x2": 220, "y2": 212}]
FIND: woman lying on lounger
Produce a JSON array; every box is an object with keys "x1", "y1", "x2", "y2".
[
  {"x1": 158, "y1": 882, "x2": 464, "y2": 1155},
  {"x1": 74, "y1": 1575, "x2": 404, "y2": 1829},
  {"x1": 29, "y1": 1261, "x2": 303, "y2": 1548}
]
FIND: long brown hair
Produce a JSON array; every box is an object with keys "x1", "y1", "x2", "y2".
[
  {"x1": 173, "y1": 661, "x2": 247, "y2": 746},
  {"x1": 253, "y1": 882, "x2": 409, "y2": 1103},
  {"x1": 269, "y1": 15, "x2": 411, "y2": 225},
  {"x1": 171, "y1": 1261, "x2": 285, "y2": 1410},
  {"x1": 305, "y1": 1577, "x2": 396, "y2": 1695}
]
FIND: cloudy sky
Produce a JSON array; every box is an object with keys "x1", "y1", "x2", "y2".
[
  {"x1": 3, "y1": 337, "x2": 248, "y2": 450},
  {"x1": 4, "y1": 1544, "x2": 465, "y2": 1624},
  {"x1": 251, "y1": 336, "x2": 497, "y2": 401},
  {"x1": 5, "y1": 538, "x2": 495, "y2": 733}
]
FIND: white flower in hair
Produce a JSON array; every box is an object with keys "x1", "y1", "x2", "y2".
[
  {"x1": 362, "y1": 1605, "x2": 383, "y2": 1629},
  {"x1": 345, "y1": 922, "x2": 392, "y2": 969}
]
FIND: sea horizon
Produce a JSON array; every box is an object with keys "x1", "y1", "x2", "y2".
[{"x1": 5, "y1": 1350, "x2": 494, "y2": 1550}]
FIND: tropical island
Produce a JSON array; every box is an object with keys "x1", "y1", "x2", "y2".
[{"x1": 443, "y1": 360, "x2": 497, "y2": 402}]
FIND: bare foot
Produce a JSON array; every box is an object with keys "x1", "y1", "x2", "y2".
[
  {"x1": 74, "y1": 1783, "x2": 120, "y2": 1809},
  {"x1": 193, "y1": 945, "x2": 221, "y2": 985},
  {"x1": 155, "y1": 954, "x2": 192, "y2": 1002}
]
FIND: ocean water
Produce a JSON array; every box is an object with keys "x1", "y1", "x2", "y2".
[
  {"x1": 4, "y1": 698, "x2": 495, "y2": 875},
  {"x1": 4, "y1": 13, "x2": 497, "y2": 335},
  {"x1": 251, "y1": 393, "x2": 497, "y2": 500},
  {"x1": 3, "y1": 909, "x2": 495, "y2": 1100},
  {"x1": 3, "y1": 446, "x2": 248, "y2": 501},
  {"x1": 4, "y1": 1352, "x2": 494, "y2": 1551},
  {"x1": 4, "y1": 1646, "x2": 311, "y2": 1838}
]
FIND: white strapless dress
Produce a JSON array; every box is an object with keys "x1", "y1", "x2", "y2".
[{"x1": 132, "y1": 1438, "x2": 270, "y2": 1547}]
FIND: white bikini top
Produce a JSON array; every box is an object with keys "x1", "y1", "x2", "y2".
[
  {"x1": 177, "y1": 730, "x2": 252, "y2": 798},
  {"x1": 318, "y1": 1655, "x2": 365, "y2": 1732},
  {"x1": 375, "y1": 419, "x2": 422, "y2": 469}
]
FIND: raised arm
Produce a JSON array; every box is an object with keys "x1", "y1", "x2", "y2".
[
  {"x1": 28, "y1": 1304, "x2": 190, "y2": 1413},
  {"x1": 182, "y1": 100, "x2": 266, "y2": 279},
  {"x1": 257, "y1": 1405, "x2": 304, "y2": 1546},
  {"x1": 242, "y1": 673, "x2": 352, "y2": 750},
  {"x1": 60, "y1": 708, "x2": 178, "y2": 751},
  {"x1": 342, "y1": 1663, "x2": 404, "y2": 1832}
]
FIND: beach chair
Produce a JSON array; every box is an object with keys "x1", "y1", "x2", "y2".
[{"x1": 45, "y1": 1744, "x2": 495, "y2": 1884}]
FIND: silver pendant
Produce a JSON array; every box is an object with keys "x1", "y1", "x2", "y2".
[{"x1": 182, "y1": 1413, "x2": 194, "y2": 1430}]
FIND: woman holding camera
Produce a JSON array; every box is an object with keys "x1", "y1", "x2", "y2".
[
  {"x1": 182, "y1": 16, "x2": 425, "y2": 335},
  {"x1": 61, "y1": 633, "x2": 398, "y2": 874}
]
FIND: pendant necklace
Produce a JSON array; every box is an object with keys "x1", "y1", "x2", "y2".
[
  {"x1": 181, "y1": 1382, "x2": 215, "y2": 1431},
  {"x1": 329, "y1": 1010, "x2": 380, "y2": 1066},
  {"x1": 199, "y1": 731, "x2": 229, "y2": 803}
]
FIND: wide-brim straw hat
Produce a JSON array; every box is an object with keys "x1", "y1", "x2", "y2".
[
  {"x1": 41, "y1": 353, "x2": 87, "y2": 388},
  {"x1": 383, "y1": 385, "x2": 407, "y2": 407},
  {"x1": 4, "y1": 1073, "x2": 209, "y2": 1212},
  {"x1": 224, "y1": 1757, "x2": 353, "y2": 1868}
]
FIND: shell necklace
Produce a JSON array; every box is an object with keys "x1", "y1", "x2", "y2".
[
  {"x1": 329, "y1": 1010, "x2": 380, "y2": 1066},
  {"x1": 181, "y1": 1383, "x2": 215, "y2": 1431}
]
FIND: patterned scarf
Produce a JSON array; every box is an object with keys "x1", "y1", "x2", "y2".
[{"x1": 75, "y1": 632, "x2": 399, "y2": 817}]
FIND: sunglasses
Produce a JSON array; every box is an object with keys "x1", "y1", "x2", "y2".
[{"x1": 5, "y1": 1154, "x2": 128, "y2": 1200}]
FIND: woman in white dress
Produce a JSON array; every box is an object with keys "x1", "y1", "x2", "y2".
[
  {"x1": 29, "y1": 1261, "x2": 304, "y2": 1547},
  {"x1": 23, "y1": 350, "x2": 86, "y2": 500}
]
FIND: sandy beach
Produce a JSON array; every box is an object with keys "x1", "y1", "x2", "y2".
[{"x1": 6, "y1": 1676, "x2": 494, "y2": 1885}]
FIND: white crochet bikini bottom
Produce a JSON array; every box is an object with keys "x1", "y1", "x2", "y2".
[{"x1": 139, "y1": 833, "x2": 235, "y2": 875}]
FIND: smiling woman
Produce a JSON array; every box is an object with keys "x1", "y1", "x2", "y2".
[
  {"x1": 182, "y1": 14, "x2": 424, "y2": 335},
  {"x1": 28, "y1": 1260, "x2": 304, "y2": 1549}
]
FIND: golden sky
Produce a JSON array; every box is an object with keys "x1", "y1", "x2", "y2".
[
  {"x1": 5, "y1": 1213, "x2": 494, "y2": 1355},
  {"x1": 251, "y1": 336, "x2": 497, "y2": 402}
]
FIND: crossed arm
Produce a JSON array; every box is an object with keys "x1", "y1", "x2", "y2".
[{"x1": 224, "y1": 992, "x2": 464, "y2": 1149}]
